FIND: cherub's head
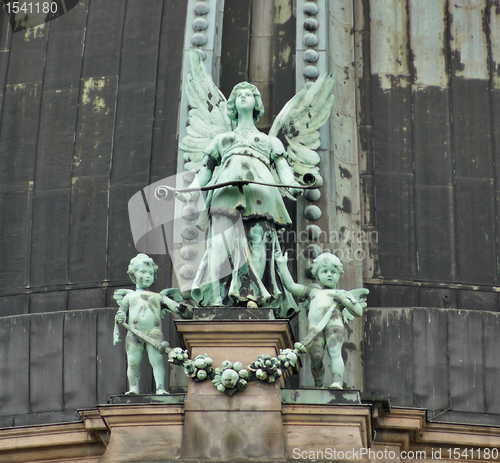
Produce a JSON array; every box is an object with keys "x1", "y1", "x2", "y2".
[
  {"x1": 227, "y1": 82, "x2": 264, "y2": 123},
  {"x1": 311, "y1": 252, "x2": 344, "y2": 288},
  {"x1": 127, "y1": 254, "x2": 158, "y2": 289}
]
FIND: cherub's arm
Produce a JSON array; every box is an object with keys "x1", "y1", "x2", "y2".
[
  {"x1": 160, "y1": 289, "x2": 194, "y2": 319},
  {"x1": 114, "y1": 289, "x2": 132, "y2": 324},
  {"x1": 337, "y1": 288, "x2": 369, "y2": 317},
  {"x1": 275, "y1": 251, "x2": 309, "y2": 297}
]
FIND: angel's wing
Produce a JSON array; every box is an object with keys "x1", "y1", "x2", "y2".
[
  {"x1": 113, "y1": 289, "x2": 133, "y2": 305},
  {"x1": 269, "y1": 72, "x2": 335, "y2": 185},
  {"x1": 180, "y1": 48, "x2": 233, "y2": 173}
]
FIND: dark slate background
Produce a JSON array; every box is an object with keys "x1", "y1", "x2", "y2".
[{"x1": 0, "y1": 0, "x2": 186, "y2": 315}]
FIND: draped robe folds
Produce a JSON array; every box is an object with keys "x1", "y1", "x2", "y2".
[{"x1": 191, "y1": 128, "x2": 299, "y2": 318}]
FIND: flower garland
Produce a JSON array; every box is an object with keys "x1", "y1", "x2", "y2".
[{"x1": 167, "y1": 342, "x2": 307, "y2": 396}]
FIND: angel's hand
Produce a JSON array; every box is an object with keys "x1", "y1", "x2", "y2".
[
  {"x1": 289, "y1": 187, "x2": 303, "y2": 198},
  {"x1": 274, "y1": 251, "x2": 288, "y2": 267},
  {"x1": 115, "y1": 310, "x2": 126, "y2": 324}
]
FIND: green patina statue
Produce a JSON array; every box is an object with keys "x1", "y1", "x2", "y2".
[
  {"x1": 275, "y1": 250, "x2": 368, "y2": 389},
  {"x1": 113, "y1": 254, "x2": 192, "y2": 395},
  {"x1": 177, "y1": 49, "x2": 335, "y2": 317}
]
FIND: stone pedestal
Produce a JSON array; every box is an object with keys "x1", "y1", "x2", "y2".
[{"x1": 175, "y1": 318, "x2": 294, "y2": 462}]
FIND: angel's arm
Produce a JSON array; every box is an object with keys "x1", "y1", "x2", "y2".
[
  {"x1": 197, "y1": 139, "x2": 220, "y2": 187},
  {"x1": 271, "y1": 138, "x2": 302, "y2": 197},
  {"x1": 275, "y1": 251, "x2": 309, "y2": 297}
]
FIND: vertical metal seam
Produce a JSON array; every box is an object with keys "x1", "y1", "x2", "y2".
[
  {"x1": 485, "y1": 0, "x2": 500, "y2": 287},
  {"x1": 66, "y1": 0, "x2": 91, "y2": 288},
  {"x1": 445, "y1": 0, "x2": 459, "y2": 292},
  {"x1": 104, "y1": 0, "x2": 128, "y2": 285}
]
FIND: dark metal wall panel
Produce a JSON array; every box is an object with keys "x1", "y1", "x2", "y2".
[
  {"x1": 412, "y1": 309, "x2": 449, "y2": 410},
  {"x1": 272, "y1": 0, "x2": 295, "y2": 122},
  {"x1": 109, "y1": 84, "x2": 156, "y2": 185},
  {"x1": 119, "y1": 0, "x2": 163, "y2": 87},
  {"x1": 379, "y1": 284, "x2": 418, "y2": 307},
  {"x1": 0, "y1": 184, "x2": 32, "y2": 290},
  {"x1": 373, "y1": 173, "x2": 416, "y2": 279},
  {"x1": 415, "y1": 185, "x2": 455, "y2": 281},
  {"x1": 97, "y1": 308, "x2": 127, "y2": 403},
  {"x1": 68, "y1": 176, "x2": 109, "y2": 283},
  {"x1": 72, "y1": 76, "x2": 118, "y2": 179},
  {"x1": 33, "y1": 89, "x2": 79, "y2": 191},
  {"x1": 29, "y1": 292, "x2": 67, "y2": 314},
  {"x1": 455, "y1": 177, "x2": 496, "y2": 285},
  {"x1": 0, "y1": 295, "x2": 28, "y2": 316},
  {"x1": 457, "y1": 290, "x2": 498, "y2": 311},
  {"x1": 448, "y1": 310, "x2": 484, "y2": 413},
  {"x1": 364, "y1": 308, "x2": 413, "y2": 405},
  {"x1": 220, "y1": 0, "x2": 252, "y2": 98},
  {"x1": 42, "y1": 0, "x2": 88, "y2": 91},
  {"x1": 30, "y1": 190, "x2": 70, "y2": 287},
  {"x1": 419, "y1": 287, "x2": 457, "y2": 309},
  {"x1": 5, "y1": 24, "x2": 47, "y2": 85},
  {"x1": 63, "y1": 310, "x2": 97, "y2": 409},
  {"x1": 413, "y1": 88, "x2": 452, "y2": 186},
  {"x1": 30, "y1": 312, "x2": 64, "y2": 413},
  {"x1": 451, "y1": 79, "x2": 493, "y2": 179},
  {"x1": 150, "y1": 0, "x2": 187, "y2": 183},
  {"x1": 371, "y1": 80, "x2": 412, "y2": 173},
  {"x1": 67, "y1": 288, "x2": 105, "y2": 311},
  {"x1": 484, "y1": 311, "x2": 500, "y2": 414},
  {"x1": 81, "y1": 0, "x2": 126, "y2": 78},
  {"x1": 0, "y1": 315, "x2": 30, "y2": 415},
  {"x1": 0, "y1": 84, "x2": 41, "y2": 184},
  {"x1": 106, "y1": 184, "x2": 144, "y2": 283}
]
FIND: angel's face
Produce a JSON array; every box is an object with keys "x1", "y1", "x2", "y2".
[{"x1": 235, "y1": 88, "x2": 255, "y2": 113}]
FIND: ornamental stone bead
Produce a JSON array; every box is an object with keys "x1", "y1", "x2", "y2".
[
  {"x1": 303, "y1": 65, "x2": 319, "y2": 79},
  {"x1": 303, "y1": 33, "x2": 319, "y2": 47},
  {"x1": 304, "y1": 18, "x2": 319, "y2": 31},
  {"x1": 304, "y1": 188, "x2": 321, "y2": 201},
  {"x1": 193, "y1": 17, "x2": 208, "y2": 31},
  {"x1": 303, "y1": 2, "x2": 319, "y2": 15},
  {"x1": 191, "y1": 33, "x2": 207, "y2": 47},
  {"x1": 304, "y1": 49, "x2": 319, "y2": 63},
  {"x1": 304, "y1": 204, "x2": 322, "y2": 220},
  {"x1": 194, "y1": 2, "x2": 210, "y2": 15}
]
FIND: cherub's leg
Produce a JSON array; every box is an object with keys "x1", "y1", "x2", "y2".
[
  {"x1": 125, "y1": 333, "x2": 144, "y2": 395},
  {"x1": 308, "y1": 330, "x2": 326, "y2": 387},
  {"x1": 325, "y1": 324, "x2": 345, "y2": 389},
  {"x1": 146, "y1": 343, "x2": 167, "y2": 395}
]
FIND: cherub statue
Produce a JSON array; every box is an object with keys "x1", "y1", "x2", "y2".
[
  {"x1": 275, "y1": 251, "x2": 368, "y2": 389},
  {"x1": 113, "y1": 253, "x2": 192, "y2": 395},
  {"x1": 178, "y1": 49, "x2": 334, "y2": 318}
]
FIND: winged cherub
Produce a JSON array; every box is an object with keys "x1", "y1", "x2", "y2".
[{"x1": 178, "y1": 49, "x2": 334, "y2": 317}]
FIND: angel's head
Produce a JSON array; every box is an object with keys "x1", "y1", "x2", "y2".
[
  {"x1": 227, "y1": 82, "x2": 264, "y2": 123},
  {"x1": 128, "y1": 254, "x2": 158, "y2": 288}
]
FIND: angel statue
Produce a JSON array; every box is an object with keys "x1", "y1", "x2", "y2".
[{"x1": 178, "y1": 49, "x2": 334, "y2": 317}]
